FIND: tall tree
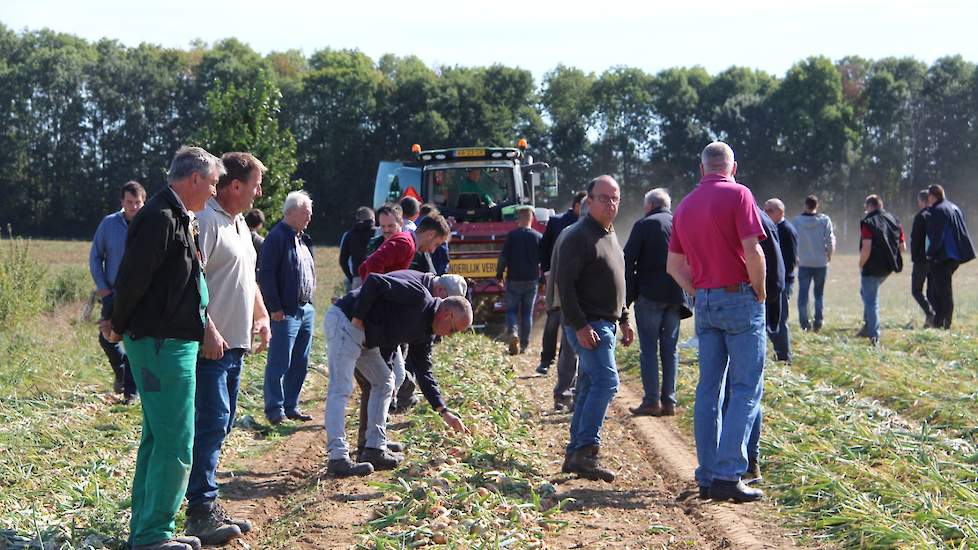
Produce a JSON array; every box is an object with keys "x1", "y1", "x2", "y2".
[{"x1": 193, "y1": 71, "x2": 301, "y2": 224}]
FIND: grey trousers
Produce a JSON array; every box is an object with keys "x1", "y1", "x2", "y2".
[
  {"x1": 323, "y1": 306, "x2": 394, "y2": 460},
  {"x1": 554, "y1": 323, "x2": 579, "y2": 399}
]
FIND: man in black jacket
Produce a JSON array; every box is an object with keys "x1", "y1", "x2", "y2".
[
  {"x1": 323, "y1": 273, "x2": 473, "y2": 476},
  {"x1": 624, "y1": 188, "x2": 686, "y2": 417},
  {"x1": 497, "y1": 206, "x2": 542, "y2": 355},
  {"x1": 536, "y1": 190, "x2": 586, "y2": 374},
  {"x1": 763, "y1": 198, "x2": 798, "y2": 363},
  {"x1": 723, "y1": 206, "x2": 785, "y2": 483},
  {"x1": 925, "y1": 185, "x2": 975, "y2": 329},
  {"x1": 909, "y1": 190, "x2": 935, "y2": 327},
  {"x1": 339, "y1": 206, "x2": 376, "y2": 290},
  {"x1": 105, "y1": 146, "x2": 225, "y2": 550},
  {"x1": 858, "y1": 194, "x2": 906, "y2": 345}
]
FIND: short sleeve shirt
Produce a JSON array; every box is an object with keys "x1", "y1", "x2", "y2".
[
  {"x1": 669, "y1": 174, "x2": 765, "y2": 289},
  {"x1": 197, "y1": 198, "x2": 258, "y2": 350}
]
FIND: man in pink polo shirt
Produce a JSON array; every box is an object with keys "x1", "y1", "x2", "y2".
[{"x1": 666, "y1": 141, "x2": 767, "y2": 503}]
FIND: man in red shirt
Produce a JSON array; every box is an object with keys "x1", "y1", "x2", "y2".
[
  {"x1": 359, "y1": 215, "x2": 450, "y2": 279},
  {"x1": 667, "y1": 141, "x2": 767, "y2": 503}
]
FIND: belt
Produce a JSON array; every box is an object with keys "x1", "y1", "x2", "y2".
[{"x1": 723, "y1": 284, "x2": 742, "y2": 293}]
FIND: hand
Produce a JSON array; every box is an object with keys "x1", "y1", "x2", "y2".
[
  {"x1": 270, "y1": 310, "x2": 285, "y2": 322},
  {"x1": 620, "y1": 322, "x2": 635, "y2": 347},
  {"x1": 97, "y1": 288, "x2": 112, "y2": 298},
  {"x1": 351, "y1": 317, "x2": 365, "y2": 331},
  {"x1": 754, "y1": 287, "x2": 767, "y2": 304},
  {"x1": 203, "y1": 320, "x2": 229, "y2": 360},
  {"x1": 575, "y1": 324, "x2": 599, "y2": 350},
  {"x1": 252, "y1": 317, "x2": 271, "y2": 354},
  {"x1": 100, "y1": 320, "x2": 122, "y2": 343},
  {"x1": 442, "y1": 410, "x2": 470, "y2": 434}
]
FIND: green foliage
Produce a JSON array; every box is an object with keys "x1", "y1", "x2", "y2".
[
  {"x1": 0, "y1": 234, "x2": 46, "y2": 324},
  {"x1": 192, "y1": 72, "x2": 302, "y2": 225},
  {"x1": 44, "y1": 266, "x2": 92, "y2": 310},
  {"x1": 0, "y1": 25, "x2": 977, "y2": 240}
]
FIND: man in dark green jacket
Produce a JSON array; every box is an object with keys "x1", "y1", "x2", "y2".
[{"x1": 107, "y1": 146, "x2": 225, "y2": 550}]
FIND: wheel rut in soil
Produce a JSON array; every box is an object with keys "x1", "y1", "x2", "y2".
[{"x1": 214, "y1": 344, "x2": 803, "y2": 549}]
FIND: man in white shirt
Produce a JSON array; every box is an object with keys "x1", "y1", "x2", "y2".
[{"x1": 184, "y1": 152, "x2": 271, "y2": 545}]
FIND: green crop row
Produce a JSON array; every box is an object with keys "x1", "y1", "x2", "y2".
[{"x1": 355, "y1": 334, "x2": 568, "y2": 549}]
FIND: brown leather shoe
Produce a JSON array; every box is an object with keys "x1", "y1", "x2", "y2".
[
  {"x1": 567, "y1": 445, "x2": 615, "y2": 482},
  {"x1": 628, "y1": 402, "x2": 662, "y2": 416},
  {"x1": 660, "y1": 403, "x2": 676, "y2": 416}
]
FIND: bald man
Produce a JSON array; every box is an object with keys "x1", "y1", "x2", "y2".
[{"x1": 667, "y1": 142, "x2": 767, "y2": 503}]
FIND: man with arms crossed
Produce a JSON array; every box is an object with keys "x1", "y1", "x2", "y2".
[{"x1": 667, "y1": 142, "x2": 767, "y2": 503}]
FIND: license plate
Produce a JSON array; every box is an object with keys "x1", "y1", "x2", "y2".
[
  {"x1": 455, "y1": 148, "x2": 485, "y2": 158},
  {"x1": 449, "y1": 257, "x2": 497, "y2": 278}
]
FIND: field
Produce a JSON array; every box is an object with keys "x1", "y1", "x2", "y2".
[{"x1": 2, "y1": 237, "x2": 977, "y2": 549}]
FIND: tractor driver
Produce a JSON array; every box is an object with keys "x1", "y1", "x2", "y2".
[{"x1": 458, "y1": 168, "x2": 497, "y2": 208}]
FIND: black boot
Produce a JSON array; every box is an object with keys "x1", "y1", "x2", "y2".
[
  {"x1": 709, "y1": 479, "x2": 763, "y2": 502},
  {"x1": 567, "y1": 445, "x2": 615, "y2": 482},
  {"x1": 561, "y1": 450, "x2": 573, "y2": 474},
  {"x1": 327, "y1": 455, "x2": 374, "y2": 477},
  {"x1": 185, "y1": 501, "x2": 242, "y2": 545},
  {"x1": 210, "y1": 500, "x2": 253, "y2": 534},
  {"x1": 359, "y1": 447, "x2": 403, "y2": 470}
]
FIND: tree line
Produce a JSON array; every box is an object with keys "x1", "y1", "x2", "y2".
[{"x1": 1, "y1": 24, "x2": 976, "y2": 242}]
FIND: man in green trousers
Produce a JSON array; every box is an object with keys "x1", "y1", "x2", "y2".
[{"x1": 106, "y1": 146, "x2": 226, "y2": 550}]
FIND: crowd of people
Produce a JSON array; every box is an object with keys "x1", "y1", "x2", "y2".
[{"x1": 87, "y1": 141, "x2": 973, "y2": 549}]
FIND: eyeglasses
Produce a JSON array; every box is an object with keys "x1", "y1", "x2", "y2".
[{"x1": 591, "y1": 194, "x2": 621, "y2": 205}]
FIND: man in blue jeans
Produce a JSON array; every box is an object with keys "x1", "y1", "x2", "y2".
[
  {"x1": 858, "y1": 194, "x2": 905, "y2": 346},
  {"x1": 793, "y1": 195, "x2": 835, "y2": 332},
  {"x1": 260, "y1": 190, "x2": 316, "y2": 424},
  {"x1": 90, "y1": 180, "x2": 145, "y2": 403},
  {"x1": 496, "y1": 206, "x2": 542, "y2": 355},
  {"x1": 667, "y1": 142, "x2": 768, "y2": 503},
  {"x1": 183, "y1": 153, "x2": 271, "y2": 545},
  {"x1": 623, "y1": 188, "x2": 687, "y2": 417},
  {"x1": 555, "y1": 175, "x2": 634, "y2": 483}
]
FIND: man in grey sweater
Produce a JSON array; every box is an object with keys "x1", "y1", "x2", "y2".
[
  {"x1": 793, "y1": 195, "x2": 836, "y2": 332},
  {"x1": 555, "y1": 175, "x2": 634, "y2": 482}
]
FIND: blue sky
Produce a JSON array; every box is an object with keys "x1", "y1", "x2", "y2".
[{"x1": 3, "y1": 0, "x2": 976, "y2": 80}]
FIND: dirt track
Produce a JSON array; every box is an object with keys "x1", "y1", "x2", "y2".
[{"x1": 219, "y1": 342, "x2": 802, "y2": 549}]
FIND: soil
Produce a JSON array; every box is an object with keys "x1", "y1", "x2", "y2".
[{"x1": 217, "y1": 343, "x2": 804, "y2": 549}]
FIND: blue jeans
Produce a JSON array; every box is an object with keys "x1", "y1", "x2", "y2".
[
  {"x1": 797, "y1": 266, "x2": 827, "y2": 329},
  {"x1": 505, "y1": 280, "x2": 538, "y2": 349},
  {"x1": 693, "y1": 285, "x2": 766, "y2": 485},
  {"x1": 186, "y1": 348, "x2": 245, "y2": 508},
  {"x1": 723, "y1": 367, "x2": 761, "y2": 466},
  {"x1": 767, "y1": 281, "x2": 792, "y2": 362},
  {"x1": 563, "y1": 320, "x2": 619, "y2": 452},
  {"x1": 634, "y1": 297, "x2": 680, "y2": 406},
  {"x1": 860, "y1": 275, "x2": 887, "y2": 339},
  {"x1": 264, "y1": 303, "x2": 315, "y2": 420}
]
